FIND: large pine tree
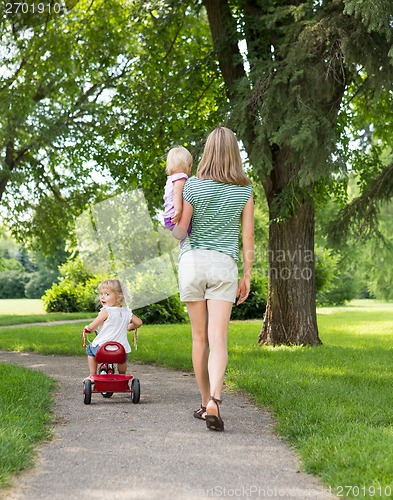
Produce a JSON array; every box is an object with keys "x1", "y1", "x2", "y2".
[{"x1": 200, "y1": 0, "x2": 393, "y2": 344}]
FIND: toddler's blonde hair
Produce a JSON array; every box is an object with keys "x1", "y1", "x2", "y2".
[
  {"x1": 196, "y1": 127, "x2": 251, "y2": 186},
  {"x1": 166, "y1": 146, "x2": 193, "y2": 175},
  {"x1": 97, "y1": 278, "x2": 132, "y2": 307}
]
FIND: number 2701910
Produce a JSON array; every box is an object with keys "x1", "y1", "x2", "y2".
[
  {"x1": 335, "y1": 485, "x2": 392, "y2": 497},
  {"x1": 5, "y1": 2, "x2": 64, "y2": 14}
]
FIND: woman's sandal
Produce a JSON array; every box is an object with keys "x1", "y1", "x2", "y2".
[
  {"x1": 193, "y1": 405, "x2": 207, "y2": 420},
  {"x1": 205, "y1": 396, "x2": 224, "y2": 431}
]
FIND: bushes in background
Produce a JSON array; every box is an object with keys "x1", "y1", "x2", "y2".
[
  {"x1": 42, "y1": 260, "x2": 100, "y2": 312},
  {"x1": 231, "y1": 274, "x2": 267, "y2": 320},
  {"x1": 0, "y1": 236, "x2": 62, "y2": 299},
  {"x1": 0, "y1": 269, "x2": 60, "y2": 299},
  {"x1": 25, "y1": 271, "x2": 59, "y2": 299},
  {"x1": 0, "y1": 271, "x2": 30, "y2": 299},
  {"x1": 134, "y1": 295, "x2": 186, "y2": 324}
]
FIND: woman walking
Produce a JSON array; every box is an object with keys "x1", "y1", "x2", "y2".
[{"x1": 173, "y1": 127, "x2": 254, "y2": 431}]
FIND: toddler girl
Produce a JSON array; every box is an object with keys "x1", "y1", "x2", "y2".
[{"x1": 83, "y1": 278, "x2": 142, "y2": 380}]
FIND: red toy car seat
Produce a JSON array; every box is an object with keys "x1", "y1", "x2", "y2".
[{"x1": 95, "y1": 342, "x2": 126, "y2": 364}]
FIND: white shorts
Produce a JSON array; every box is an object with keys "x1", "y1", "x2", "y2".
[{"x1": 178, "y1": 249, "x2": 238, "y2": 303}]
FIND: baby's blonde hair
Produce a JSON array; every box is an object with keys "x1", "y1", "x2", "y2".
[
  {"x1": 98, "y1": 278, "x2": 131, "y2": 307},
  {"x1": 196, "y1": 127, "x2": 252, "y2": 186},
  {"x1": 166, "y1": 146, "x2": 193, "y2": 175}
]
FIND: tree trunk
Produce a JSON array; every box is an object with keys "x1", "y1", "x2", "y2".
[{"x1": 258, "y1": 201, "x2": 322, "y2": 345}]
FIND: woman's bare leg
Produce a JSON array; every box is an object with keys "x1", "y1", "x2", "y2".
[
  {"x1": 205, "y1": 299, "x2": 233, "y2": 416},
  {"x1": 186, "y1": 300, "x2": 210, "y2": 408}
]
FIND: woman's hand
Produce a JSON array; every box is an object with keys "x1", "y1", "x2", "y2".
[{"x1": 236, "y1": 276, "x2": 251, "y2": 305}]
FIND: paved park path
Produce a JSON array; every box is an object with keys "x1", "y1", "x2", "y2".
[{"x1": 0, "y1": 350, "x2": 337, "y2": 500}]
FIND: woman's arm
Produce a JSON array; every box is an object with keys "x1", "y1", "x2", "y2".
[
  {"x1": 236, "y1": 195, "x2": 254, "y2": 305},
  {"x1": 172, "y1": 200, "x2": 193, "y2": 240},
  {"x1": 171, "y1": 178, "x2": 187, "y2": 224}
]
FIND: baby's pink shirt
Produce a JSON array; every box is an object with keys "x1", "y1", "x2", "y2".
[{"x1": 163, "y1": 173, "x2": 189, "y2": 218}]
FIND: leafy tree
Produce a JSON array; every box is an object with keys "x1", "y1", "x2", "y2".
[
  {"x1": 330, "y1": 83, "x2": 393, "y2": 241},
  {"x1": 0, "y1": 270, "x2": 29, "y2": 298},
  {"x1": 0, "y1": 229, "x2": 65, "y2": 296},
  {"x1": 0, "y1": 0, "x2": 223, "y2": 254},
  {"x1": 24, "y1": 270, "x2": 59, "y2": 299},
  {"x1": 349, "y1": 201, "x2": 393, "y2": 301},
  {"x1": 0, "y1": 232, "x2": 24, "y2": 270}
]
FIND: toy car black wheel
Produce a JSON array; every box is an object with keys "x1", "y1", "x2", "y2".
[
  {"x1": 131, "y1": 378, "x2": 140, "y2": 404},
  {"x1": 102, "y1": 392, "x2": 113, "y2": 398},
  {"x1": 99, "y1": 368, "x2": 113, "y2": 398},
  {"x1": 83, "y1": 379, "x2": 92, "y2": 405}
]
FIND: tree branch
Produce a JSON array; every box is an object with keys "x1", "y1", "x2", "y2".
[{"x1": 329, "y1": 163, "x2": 393, "y2": 242}]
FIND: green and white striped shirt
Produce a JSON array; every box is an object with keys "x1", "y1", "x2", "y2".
[{"x1": 181, "y1": 177, "x2": 252, "y2": 261}]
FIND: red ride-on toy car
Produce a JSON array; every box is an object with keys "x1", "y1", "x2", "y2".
[{"x1": 83, "y1": 341, "x2": 140, "y2": 405}]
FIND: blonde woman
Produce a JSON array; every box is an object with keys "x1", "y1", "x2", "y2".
[{"x1": 173, "y1": 127, "x2": 254, "y2": 431}]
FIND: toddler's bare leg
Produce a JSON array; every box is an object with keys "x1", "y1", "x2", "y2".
[
  {"x1": 117, "y1": 362, "x2": 127, "y2": 374},
  {"x1": 87, "y1": 356, "x2": 97, "y2": 377}
]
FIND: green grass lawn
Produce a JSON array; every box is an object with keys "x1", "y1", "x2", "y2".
[
  {"x1": 0, "y1": 299, "x2": 96, "y2": 326},
  {"x1": 0, "y1": 364, "x2": 54, "y2": 488},
  {"x1": 0, "y1": 300, "x2": 392, "y2": 498}
]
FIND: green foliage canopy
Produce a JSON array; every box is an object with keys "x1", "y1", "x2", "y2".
[
  {"x1": 0, "y1": 0, "x2": 224, "y2": 253},
  {"x1": 2, "y1": 0, "x2": 392, "y2": 249}
]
